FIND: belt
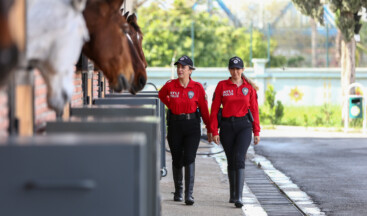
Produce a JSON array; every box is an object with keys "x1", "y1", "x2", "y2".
[
  {"x1": 170, "y1": 112, "x2": 197, "y2": 121},
  {"x1": 221, "y1": 115, "x2": 248, "y2": 122}
]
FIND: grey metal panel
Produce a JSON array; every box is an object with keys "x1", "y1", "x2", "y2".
[
  {"x1": 93, "y1": 97, "x2": 159, "y2": 106},
  {"x1": 0, "y1": 134, "x2": 147, "y2": 216},
  {"x1": 46, "y1": 118, "x2": 160, "y2": 216},
  {"x1": 70, "y1": 105, "x2": 156, "y2": 118},
  {"x1": 94, "y1": 96, "x2": 167, "y2": 177},
  {"x1": 105, "y1": 93, "x2": 158, "y2": 98}
]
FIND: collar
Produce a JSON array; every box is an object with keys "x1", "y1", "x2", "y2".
[
  {"x1": 226, "y1": 77, "x2": 247, "y2": 86},
  {"x1": 175, "y1": 78, "x2": 195, "y2": 88}
]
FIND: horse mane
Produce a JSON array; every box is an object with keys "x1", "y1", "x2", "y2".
[
  {"x1": 127, "y1": 13, "x2": 142, "y2": 35},
  {"x1": 242, "y1": 74, "x2": 259, "y2": 91}
]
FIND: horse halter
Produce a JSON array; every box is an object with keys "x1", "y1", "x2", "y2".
[{"x1": 122, "y1": 23, "x2": 133, "y2": 43}]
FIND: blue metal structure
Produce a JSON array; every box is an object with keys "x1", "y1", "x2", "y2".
[
  {"x1": 193, "y1": 0, "x2": 241, "y2": 27},
  {"x1": 215, "y1": 0, "x2": 241, "y2": 27},
  {"x1": 269, "y1": 2, "x2": 337, "y2": 37}
]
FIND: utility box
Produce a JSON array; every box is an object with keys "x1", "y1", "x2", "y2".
[{"x1": 349, "y1": 96, "x2": 363, "y2": 119}]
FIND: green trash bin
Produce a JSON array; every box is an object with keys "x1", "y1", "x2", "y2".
[{"x1": 349, "y1": 96, "x2": 363, "y2": 119}]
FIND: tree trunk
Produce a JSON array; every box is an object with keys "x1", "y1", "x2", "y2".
[
  {"x1": 341, "y1": 38, "x2": 356, "y2": 119},
  {"x1": 335, "y1": 29, "x2": 342, "y2": 67},
  {"x1": 311, "y1": 19, "x2": 317, "y2": 67}
]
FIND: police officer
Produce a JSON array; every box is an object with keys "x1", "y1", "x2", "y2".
[
  {"x1": 158, "y1": 55, "x2": 211, "y2": 205},
  {"x1": 210, "y1": 56, "x2": 260, "y2": 208}
]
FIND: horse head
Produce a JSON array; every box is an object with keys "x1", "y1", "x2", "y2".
[
  {"x1": 82, "y1": 0, "x2": 134, "y2": 92},
  {"x1": 26, "y1": 0, "x2": 89, "y2": 115},
  {"x1": 124, "y1": 12, "x2": 147, "y2": 94}
]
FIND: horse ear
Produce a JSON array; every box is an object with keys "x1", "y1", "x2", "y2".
[
  {"x1": 124, "y1": 11, "x2": 129, "y2": 19},
  {"x1": 131, "y1": 13, "x2": 137, "y2": 21},
  {"x1": 127, "y1": 13, "x2": 136, "y2": 23}
]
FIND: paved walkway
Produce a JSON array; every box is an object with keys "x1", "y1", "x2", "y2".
[
  {"x1": 160, "y1": 138, "x2": 303, "y2": 216},
  {"x1": 160, "y1": 149, "x2": 244, "y2": 216}
]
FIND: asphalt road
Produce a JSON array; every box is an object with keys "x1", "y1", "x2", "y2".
[{"x1": 254, "y1": 136, "x2": 367, "y2": 216}]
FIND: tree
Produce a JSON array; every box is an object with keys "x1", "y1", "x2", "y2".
[
  {"x1": 137, "y1": 0, "x2": 279, "y2": 67},
  {"x1": 291, "y1": 0, "x2": 367, "y2": 108}
]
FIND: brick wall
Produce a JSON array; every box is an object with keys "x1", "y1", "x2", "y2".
[
  {"x1": 92, "y1": 71, "x2": 99, "y2": 100},
  {"x1": 71, "y1": 72, "x2": 83, "y2": 107},
  {"x1": 34, "y1": 70, "x2": 56, "y2": 129},
  {"x1": 105, "y1": 76, "x2": 110, "y2": 94},
  {"x1": 0, "y1": 68, "x2": 84, "y2": 136},
  {"x1": 0, "y1": 87, "x2": 8, "y2": 139}
]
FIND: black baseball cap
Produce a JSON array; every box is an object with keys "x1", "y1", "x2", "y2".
[
  {"x1": 174, "y1": 55, "x2": 196, "y2": 70},
  {"x1": 228, "y1": 56, "x2": 244, "y2": 69}
]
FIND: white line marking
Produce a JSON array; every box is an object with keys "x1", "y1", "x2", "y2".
[{"x1": 248, "y1": 146, "x2": 326, "y2": 216}]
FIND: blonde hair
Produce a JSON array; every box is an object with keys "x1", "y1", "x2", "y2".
[{"x1": 241, "y1": 74, "x2": 259, "y2": 91}]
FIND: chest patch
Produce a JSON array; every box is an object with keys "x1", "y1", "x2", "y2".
[
  {"x1": 242, "y1": 88, "x2": 249, "y2": 96},
  {"x1": 188, "y1": 91, "x2": 194, "y2": 99},
  {"x1": 170, "y1": 91, "x2": 180, "y2": 98},
  {"x1": 223, "y1": 90, "x2": 234, "y2": 97}
]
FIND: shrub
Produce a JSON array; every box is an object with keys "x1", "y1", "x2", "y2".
[{"x1": 260, "y1": 84, "x2": 284, "y2": 125}]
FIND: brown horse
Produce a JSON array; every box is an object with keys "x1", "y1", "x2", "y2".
[
  {"x1": 82, "y1": 0, "x2": 134, "y2": 92},
  {"x1": 123, "y1": 11, "x2": 147, "y2": 93},
  {"x1": 0, "y1": 0, "x2": 25, "y2": 86}
]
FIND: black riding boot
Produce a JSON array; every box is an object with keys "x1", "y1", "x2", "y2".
[
  {"x1": 234, "y1": 169, "x2": 245, "y2": 208},
  {"x1": 228, "y1": 169, "x2": 236, "y2": 203},
  {"x1": 184, "y1": 162, "x2": 195, "y2": 205},
  {"x1": 172, "y1": 166, "x2": 183, "y2": 201}
]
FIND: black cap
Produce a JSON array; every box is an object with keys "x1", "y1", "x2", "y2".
[
  {"x1": 174, "y1": 55, "x2": 195, "y2": 70},
  {"x1": 228, "y1": 56, "x2": 244, "y2": 69}
]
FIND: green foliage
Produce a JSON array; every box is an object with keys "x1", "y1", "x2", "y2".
[
  {"x1": 292, "y1": 0, "x2": 367, "y2": 42},
  {"x1": 269, "y1": 55, "x2": 287, "y2": 67},
  {"x1": 291, "y1": 0, "x2": 324, "y2": 24},
  {"x1": 260, "y1": 84, "x2": 284, "y2": 125},
  {"x1": 137, "y1": 0, "x2": 278, "y2": 67},
  {"x1": 287, "y1": 56, "x2": 305, "y2": 67},
  {"x1": 271, "y1": 105, "x2": 343, "y2": 127}
]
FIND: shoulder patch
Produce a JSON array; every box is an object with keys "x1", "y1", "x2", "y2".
[{"x1": 166, "y1": 79, "x2": 173, "y2": 84}]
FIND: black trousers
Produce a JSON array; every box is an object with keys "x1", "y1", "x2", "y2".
[
  {"x1": 220, "y1": 118, "x2": 252, "y2": 170},
  {"x1": 167, "y1": 119, "x2": 201, "y2": 169}
]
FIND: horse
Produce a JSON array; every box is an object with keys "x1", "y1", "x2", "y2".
[
  {"x1": 82, "y1": 0, "x2": 134, "y2": 93},
  {"x1": 26, "y1": 0, "x2": 89, "y2": 116},
  {"x1": 122, "y1": 11, "x2": 147, "y2": 93},
  {"x1": 0, "y1": 0, "x2": 25, "y2": 86}
]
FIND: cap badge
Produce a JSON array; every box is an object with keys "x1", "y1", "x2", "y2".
[
  {"x1": 180, "y1": 57, "x2": 185, "y2": 60},
  {"x1": 234, "y1": 60, "x2": 239, "y2": 64},
  {"x1": 188, "y1": 91, "x2": 195, "y2": 99},
  {"x1": 242, "y1": 88, "x2": 249, "y2": 96}
]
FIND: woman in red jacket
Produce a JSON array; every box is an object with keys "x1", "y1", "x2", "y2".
[
  {"x1": 210, "y1": 56, "x2": 260, "y2": 208},
  {"x1": 158, "y1": 55, "x2": 211, "y2": 205}
]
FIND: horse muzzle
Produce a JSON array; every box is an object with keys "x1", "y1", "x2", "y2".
[{"x1": 113, "y1": 74, "x2": 130, "y2": 92}]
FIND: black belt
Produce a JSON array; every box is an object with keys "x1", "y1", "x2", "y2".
[
  {"x1": 170, "y1": 112, "x2": 198, "y2": 121},
  {"x1": 221, "y1": 115, "x2": 248, "y2": 122}
]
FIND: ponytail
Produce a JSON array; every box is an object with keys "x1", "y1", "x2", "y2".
[{"x1": 241, "y1": 73, "x2": 259, "y2": 91}]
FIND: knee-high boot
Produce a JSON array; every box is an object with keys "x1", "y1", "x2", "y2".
[
  {"x1": 228, "y1": 169, "x2": 236, "y2": 203},
  {"x1": 184, "y1": 162, "x2": 195, "y2": 205},
  {"x1": 234, "y1": 169, "x2": 245, "y2": 208},
  {"x1": 172, "y1": 166, "x2": 183, "y2": 201}
]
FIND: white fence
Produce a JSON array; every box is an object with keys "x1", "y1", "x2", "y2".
[{"x1": 146, "y1": 66, "x2": 367, "y2": 107}]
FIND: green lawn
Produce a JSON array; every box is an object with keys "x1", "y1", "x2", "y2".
[{"x1": 260, "y1": 105, "x2": 344, "y2": 127}]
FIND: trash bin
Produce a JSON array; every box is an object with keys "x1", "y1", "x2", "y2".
[{"x1": 349, "y1": 96, "x2": 363, "y2": 119}]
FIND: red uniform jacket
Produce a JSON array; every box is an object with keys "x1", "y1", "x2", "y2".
[
  {"x1": 158, "y1": 78, "x2": 211, "y2": 132},
  {"x1": 210, "y1": 77, "x2": 260, "y2": 136}
]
